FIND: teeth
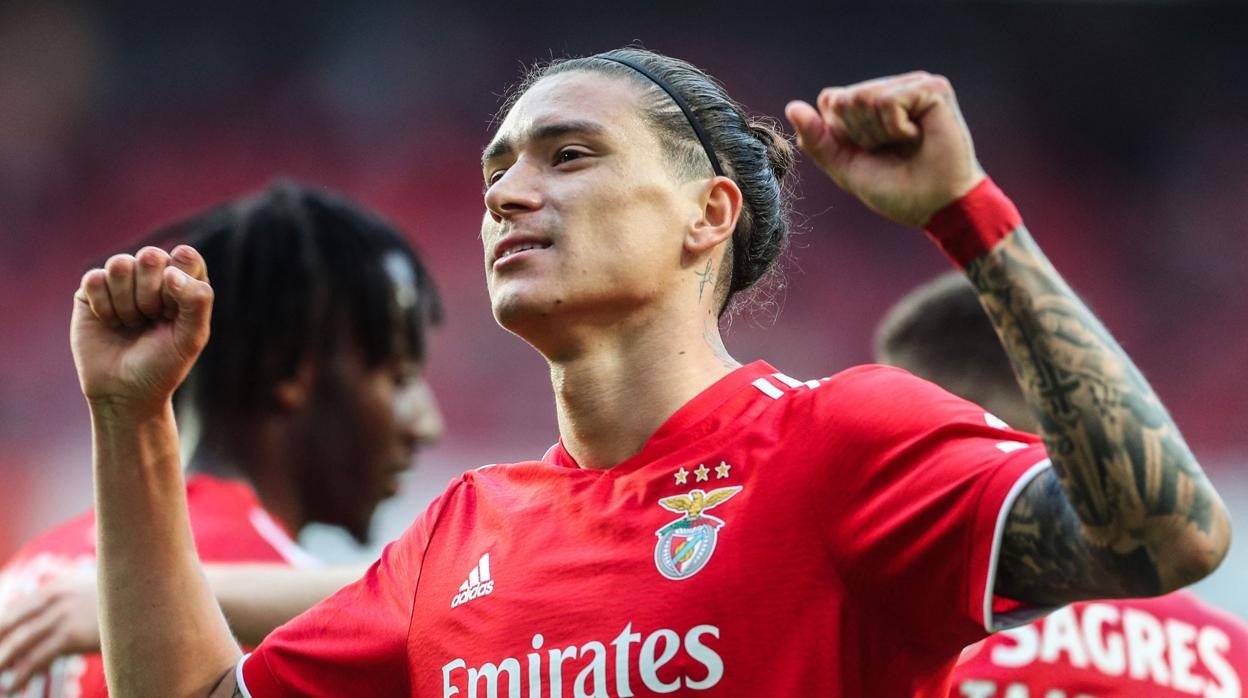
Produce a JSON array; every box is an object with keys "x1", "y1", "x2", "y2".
[{"x1": 500, "y1": 242, "x2": 546, "y2": 259}]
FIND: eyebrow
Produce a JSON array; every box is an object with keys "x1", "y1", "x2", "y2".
[{"x1": 481, "y1": 120, "x2": 608, "y2": 168}]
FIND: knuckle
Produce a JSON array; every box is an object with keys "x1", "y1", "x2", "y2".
[
  {"x1": 849, "y1": 90, "x2": 873, "y2": 108},
  {"x1": 137, "y1": 251, "x2": 164, "y2": 269},
  {"x1": 104, "y1": 254, "x2": 134, "y2": 273}
]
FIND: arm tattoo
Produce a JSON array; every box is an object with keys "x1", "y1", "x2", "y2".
[
  {"x1": 968, "y1": 228, "x2": 1228, "y2": 604},
  {"x1": 997, "y1": 470, "x2": 1160, "y2": 604}
]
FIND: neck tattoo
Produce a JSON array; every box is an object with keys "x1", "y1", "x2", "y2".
[{"x1": 696, "y1": 259, "x2": 715, "y2": 301}]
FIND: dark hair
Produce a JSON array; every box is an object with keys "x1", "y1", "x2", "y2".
[
  {"x1": 502, "y1": 47, "x2": 796, "y2": 314},
  {"x1": 114, "y1": 181, "x2": 442, "y2": 431},
  {"x1": 874, "y1": 271, "x2": 1024, "y2": 414}
]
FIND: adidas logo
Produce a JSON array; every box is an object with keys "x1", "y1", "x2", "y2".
[{"x1": 450, "y1": 553, "x2": 494, "y2": 608}]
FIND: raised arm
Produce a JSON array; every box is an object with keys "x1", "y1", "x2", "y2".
[
  {"x1": 964, "y1": 225, "x2": 1229, "y2": 603},
  {"x1": 70, "y1": 246, "x2": 240, "y2": 696},
  {"x1": 785, "y1": 73, "x2": 1231, "y2": 605}
]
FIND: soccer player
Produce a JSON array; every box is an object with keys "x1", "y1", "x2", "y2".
[
  {"x1": 0, "y1": 181, "x2": 443, "y2": 696},
  {"x1": 73, "y1": 48, "x2": 1230, "y2": 696},
  {"x1": 877, "y1": 271, "x2": 1248, "y2": 698}
]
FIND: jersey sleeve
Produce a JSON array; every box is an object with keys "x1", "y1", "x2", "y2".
[
  {"x1": 237, "y1": 481, "x2": 460, "y2": 697},
  {"x1": 815, "y1": 365, "x2": 1051, "y2": 648}
]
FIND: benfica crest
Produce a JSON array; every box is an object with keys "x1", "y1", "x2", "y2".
[{"x1": 653, "y1": 486, "x2": 743, "y2": 580}]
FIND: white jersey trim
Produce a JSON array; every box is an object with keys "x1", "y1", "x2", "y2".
[
  {"x1": 248, "y1": 509, "x2": 322, "y2": 570},
  {"x1": 751, "y1": 377, "x2": 784, "y2": 399},
  {"x1": 541, "y1": 442, "x2": 560, "y2": 462},
  {"x1": 235, "y1": 654, "x2": 254, "y2": 698},
  {"x1": 983, "y1": 458, "x2": 1054, "y2": 633}
]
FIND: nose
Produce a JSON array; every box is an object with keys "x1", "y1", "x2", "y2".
[
  {"x1": 484, "y1": 160, "x2": 542, "y2": 223},
  {"x1": 401, "y1": 378, "x2": 445, "y2": 447}
]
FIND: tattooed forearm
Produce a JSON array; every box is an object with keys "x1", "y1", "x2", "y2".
[{"x1": 969, "y1": 228, "x2": 1229, "y2": 603}]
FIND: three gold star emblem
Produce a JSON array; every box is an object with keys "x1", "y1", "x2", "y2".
[{"x1": 674, "y1": 461, "x2": 734, "y2": 486}]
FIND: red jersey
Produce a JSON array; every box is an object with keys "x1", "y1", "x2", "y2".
[
  {"x1": 0, "y1": 475, "x2": 317, "y2": 698},
  {"x1": 949, "y1": 591, "x2": 1248, "y2": 697},
  {"x1": 240, "y1": 361, "x2": 1051, "y2": 697}
]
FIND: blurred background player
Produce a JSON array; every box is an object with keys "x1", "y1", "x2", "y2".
[
  {"x1": 0, "y1": 181, "x2": 443, "y2": 696},
  {"x1": 876, "y1": 270, "x2": 1248, "y2": 698}
]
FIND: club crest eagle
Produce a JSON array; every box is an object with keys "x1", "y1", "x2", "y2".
[
  {"x1": 653, "y1": 486, "x2": 743, "y2": 581},
  {"x1": 658, "y1": 486, "x2": 742, "y2": 519}
]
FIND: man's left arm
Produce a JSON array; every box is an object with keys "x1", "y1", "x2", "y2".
[
  {"x1": 785, "y1": 72, "x2": 1231, "y2": 607},
  {"x1": 966, "y1": 223, "x2": 1229, "y2": 604}
]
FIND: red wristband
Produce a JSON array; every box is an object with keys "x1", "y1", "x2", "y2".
[{"x1": 923, "y1": 177, "x2": 1022, "y2": 268}]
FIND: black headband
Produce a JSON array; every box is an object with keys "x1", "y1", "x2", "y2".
[{"x1": 594, "y1": 55, "x2": 725, "y2": 178}]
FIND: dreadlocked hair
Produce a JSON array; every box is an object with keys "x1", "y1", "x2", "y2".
[{"x1": 103, "y1": 180, "x2": 442, "y2": 433}]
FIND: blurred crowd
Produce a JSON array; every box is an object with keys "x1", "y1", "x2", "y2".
[{"x1": 1, "y1": 2, "x2": 1245, "y2": 605}]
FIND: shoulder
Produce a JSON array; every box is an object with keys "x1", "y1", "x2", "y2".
[
  {"x1": 183, "y1": 475, "x2": 315, "y2": 565},
  {"x1": 2, "y1": 509, "x2": 97, "y2": 567},
  {"x1": 0, "y1": 511, "x2": 97, "y2": 604},
  {"x1": 775, "y1": 363, "x2": 1005, "y2": 440},
  {"x1": 1142, "y1": 591, "x2": 1248, "y2": 640},
  {"x1": 765, "y1": 363, "x2": 964, "y2": 413},
  {"x1": 819, "y1": 363, "x2": 967, "y2": 408},
  {"x1": 459, "y1": 458, "x2": 566, "y2": 488}
]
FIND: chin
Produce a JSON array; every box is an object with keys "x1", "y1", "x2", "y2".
[
  {"x1": 490, "y1": 287, "x2": 563, "y2": 332},
  {"x1": 343, "y1": 514, "x2": 374, "y2": 545}
]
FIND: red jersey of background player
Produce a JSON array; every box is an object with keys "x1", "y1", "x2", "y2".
[
  {"x1": 0, "y1": 475, "x2": 317, "y2": 697},
  {"x1": 238, "y1": 362, "x2": 1052, "y2": 697},
  {"x1": 949, "y1": 590, "x2": 1247, "y2": 698}
]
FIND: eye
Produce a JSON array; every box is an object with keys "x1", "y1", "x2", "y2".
[{"x1": 554, "y1": 148, "x2": 588, "y2": 166}]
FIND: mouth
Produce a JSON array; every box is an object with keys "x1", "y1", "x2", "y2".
[{"x1": 492, "y1": 235, "x2": 552, "y2": 268}]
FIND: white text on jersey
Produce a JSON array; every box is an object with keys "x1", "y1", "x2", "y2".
[
  {"x1": 983, "y1": 603, "x2": 1239, "y2": 697},
  {"x1": 441, "y1": 622, "x2": 723, "y2": 697},
  {"x1": 451, "y1": 553, "x2": 495, "y2": 609}
]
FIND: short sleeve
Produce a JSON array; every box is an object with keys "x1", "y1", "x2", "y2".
[
  {"x1": 816, "y1": 365, "x2": 1050, "y2": 648},
  {"x1": 238, "y1": 484, "x2": 458, "y2": 697}
]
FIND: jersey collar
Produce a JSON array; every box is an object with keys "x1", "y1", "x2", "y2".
[{"x1": 542, "y1": 360, "x2": 778, "y2": 473}]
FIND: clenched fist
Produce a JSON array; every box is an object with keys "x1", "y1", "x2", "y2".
[
  {"x1": 785, "y1": 71, "x2": 986, "y2": 228},
  {"x1": 70, "y1": 245, "x2": 213, "y2": 415}
]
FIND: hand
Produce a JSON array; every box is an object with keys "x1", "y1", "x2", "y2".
[
  {"x1": 785, "y1": 71, "x2": 986, "y2": 228},
  {"x1": 0, "y1": 566, "x2": 99, "y2": 693},
  {"x1": 70, "y1": 245, "x2": 213, "y2": 415}
]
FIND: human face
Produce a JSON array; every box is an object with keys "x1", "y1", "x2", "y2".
[
  {"x1": 481, "y1": 70, "x2": 696, "y2": 342},
  {"x1": 297, "y1": 352, "x2": 443, "y2": 544}
]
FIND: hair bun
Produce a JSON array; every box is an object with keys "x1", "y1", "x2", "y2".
[{"x1": 747, "y1": 118, "x2": 796, "y2": 184}]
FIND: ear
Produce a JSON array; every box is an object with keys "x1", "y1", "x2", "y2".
[
  {"x1": 272, "y1": 359, "x2": 317, "y2": 412},
  {"x1": 684, "y1": 176, "x2": 743, "y2": 256}
]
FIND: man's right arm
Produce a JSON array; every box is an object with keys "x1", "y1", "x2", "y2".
[{"x1": 73, "y1": 245, "x2": 240, "y2": 696}]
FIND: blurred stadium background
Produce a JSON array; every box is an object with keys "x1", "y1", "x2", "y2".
[{"x1": 1, "y1": 1, "x2": 1245, "y2": 614}]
